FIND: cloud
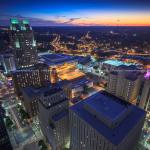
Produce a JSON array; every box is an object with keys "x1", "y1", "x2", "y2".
[
  {"x1": 54, "y1": 15, "x2": 67, "y2": 19},
  {"x1": 0, "y1": 14, "x2": 75, "y2": 26},
  {"x1": 62, "y1": 18, "x2": 81, "y2": 24}
]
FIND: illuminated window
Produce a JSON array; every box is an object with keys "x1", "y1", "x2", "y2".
[
  {"x1": 32, "y1": 40, "x2": 36, "y2": 47},
  {"x1": 15, "y1": 40, "x2": 20, "y2": 48},
  {"x1": 21, "y1": 26, "x2": 26, "y2": 31}
]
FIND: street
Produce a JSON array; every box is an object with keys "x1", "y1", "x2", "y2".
[{"x1": 0, "y1": 75, "x2": 44, "y2": 150}]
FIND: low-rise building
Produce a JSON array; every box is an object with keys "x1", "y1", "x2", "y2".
[{"x1": 58, "y1": 76, "x2": 93, "y2": 99}]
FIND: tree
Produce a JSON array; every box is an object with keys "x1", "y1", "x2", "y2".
[
  {"x1": 95, "y1": 70, "x2": 99, "y2": 74},
  {"x1": 38, "y1": 140, "x2": 44, "y2": 146},
  {"x1": 38, "y1": 140, "x2": 48, "y2": 150},
  {"x1": 5, "y1": 116, "x2": 14, "y2": 129},
  {"x1": 93, "y1": 65, "x2": 99, "y2": 70},
  {"x1": 17, "y1": 104, "x2": 22, "y2": 110},
  {"x1": 18, "y1": 106, "x2": 30, "y2": 120}
]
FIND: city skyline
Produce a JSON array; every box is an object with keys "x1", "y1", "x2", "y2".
[
  {"x1": 0, "y1": 0, "x2": 150, "y2": 26},
  {"x1": 0, "y1": 12, "x2": 150, "y2": 150}
]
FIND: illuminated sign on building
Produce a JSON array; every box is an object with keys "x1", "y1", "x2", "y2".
[{"x1": 144, "y1": 69, "x2": 150, "y2": 79}]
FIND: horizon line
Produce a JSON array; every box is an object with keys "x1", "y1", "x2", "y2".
[{"x1": 1, "y1": 25, "x2": 150, "y2": 27}]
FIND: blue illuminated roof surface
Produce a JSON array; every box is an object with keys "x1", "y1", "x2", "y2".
[
  {"x1": 40, "y1": 54, "x2": 79, "y2": 66},
  {"x1": 70, "y1": 92, "x2": 146, "y2": 145},
  {"x1": 84, "y1": 93, "x2": 129, "y2": 120},
  {"x1": 104, "y1": 60, "x2": 134, "y2": 67},
  {"x1": 52, "y1": 110, "x2": 68, "y2": 122},
  {"x1": 58, "y1": 76, "x2": 91, "y2": 89},
  {"x1": 22, "y1": 84, "x2": 61, "y2": 99}
]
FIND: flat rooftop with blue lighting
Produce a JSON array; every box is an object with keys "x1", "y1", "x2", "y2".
[
  {"x1": 22, "y1": 84, "x2": 62, "y2": 99},
  {"x1": 58, "y1": 76, "x2": 92, "y2": 89},
  {"x1": 39, "y1": 53, "x2": 80, "y2": 66},
  {"x1": 103, "y1": 60, "x2": 136, "y2": 67},
  {"x1": 70, "y1": 92, "x2": 146, "y2": 145}
]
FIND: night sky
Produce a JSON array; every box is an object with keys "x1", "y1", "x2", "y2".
[{"x1": 0, "y1": 0, "x2": 150, "y2": 26}]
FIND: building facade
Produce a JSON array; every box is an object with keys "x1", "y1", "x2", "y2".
[
  {"x1": 69, "y1": 92, "x2": 146, "y2": 150},
  {"x1": 38, "y1": 87, "x2": 69, "y2": 150},
  {"x1": 0, "y1": 53, "x2": 16, "y2": 74},
  {"x1": 12, "y1": 64, "x2": 50, "y2": 96},
  {"x1": 22, "y1": 87, "x2": 41, "y2": 117},
  {"x1": 9, "y1": 18, "x2": 38, "y2": 69},
  {"x1": 107, "y1": 69, "x2": 142, "y2": 104},
  {"x1": 64, "y1": 77, "x2": 93, "y2": 99},
  {"x1": 139, "y1": 79, "x2": 150, "y2": 111}
]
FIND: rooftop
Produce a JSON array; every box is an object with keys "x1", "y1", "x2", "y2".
[
  {"x1": 22, "y1": 84, "x2": 62, "y2": 99},
  {"x1": 52, "y1": 110, "x2": 68, "y2": 122},
  {"x1": 22, "y1": 19, "x2": 29, "y2": 25},
  {"x1": 11, "y1": 18, "x2": 19, "y2": 24},
  {"x1": 83, "y1": 93, "x2": 130, "y2": 121},
  {"x1": 40, "y1": 97, "x2": 67, "y2": 109},
  {"x1": 110, "y1": 69, "x2": 141, "y2": 81},
  {"x1": 103, "y1": 60, "x2": 135, "y2": 67},
  {"x1": 68, "y1": 76, "x2": 92, "y2": 89},
  {"x1": 125, "y1": 73, "x2": 140, "y2": 81},
  {"x1": 40, "y1": 54, "x2": 79, "y2": 66},
  {"x1": 34, "y1": 85, "x2": 68, "y2": 109},
  {"x1": 70, "y1": 92, "x2": 146, "y2": 145},
  {"x1": 58, "y1": 76, "x2": 92, "y2": 89}
]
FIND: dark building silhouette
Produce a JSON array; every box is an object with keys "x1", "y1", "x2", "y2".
[{"x1": 0, "y1": 104, "x2": 12, "y2": 150}]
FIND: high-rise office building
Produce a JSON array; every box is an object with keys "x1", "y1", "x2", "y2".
[
  {"x1": 38, "y1": 86, "x2": 69, "y2": 150},
  {"x1": 9, "y1": 18, "x2": 38, "y2": 69},
  {"x1": 107, "y1": 67, "x2": 142, "y2": 104},
  {"x1": 106, "y1": 71, "x2": 117, "y2": 95},
  {"x1": 22, "y1": 84, "x2": 53, "y2": 117},
  {"x1": 12, "y1": 63, "x2": 50, "y2": 96},
  {"x1": 22, "y1": 87, "x2": 41, "y2": 117},
  {"x1": 69, "y1": 92, "x2": 146, "y2": 150}
]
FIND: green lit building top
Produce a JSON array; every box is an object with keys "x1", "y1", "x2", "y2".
[
  {"x1": 10, "y1": 18, "x2": 31, "y2": 31},
  {"x1": 11, "y1": 18, "x2": 19, "y2": 24},
  {"x1": 22, "y1": 19, "x2": 29, "y2": 25}
]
